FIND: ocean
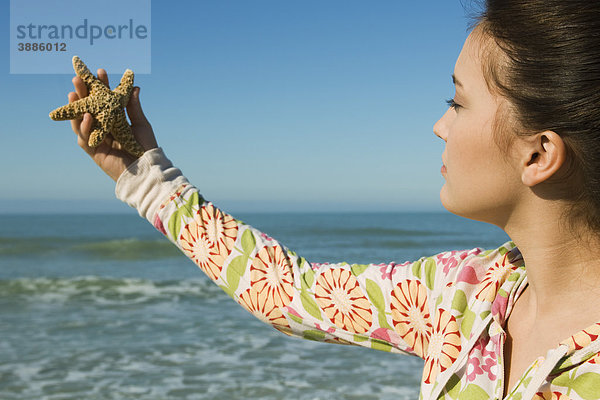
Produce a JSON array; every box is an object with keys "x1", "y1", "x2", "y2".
[{"x1": 0, "y1": 211, "x2": 510, "y2": 400}]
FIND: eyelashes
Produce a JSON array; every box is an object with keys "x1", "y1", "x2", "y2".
[{"x1": 445, "y1": 98, "x2": 462, "y2": 110}]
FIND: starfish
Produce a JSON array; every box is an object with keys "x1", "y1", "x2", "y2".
[{"x1": 49, "y1": 56, "x2": 144, "y2": 157}]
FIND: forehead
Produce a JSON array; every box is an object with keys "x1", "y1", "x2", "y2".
[{"x1": 454, "y1": 32, "x2": 489, "y2": 92}]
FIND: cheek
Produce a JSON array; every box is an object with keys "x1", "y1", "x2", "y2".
[
  {"x1": 440, "y1": 125, "x2": 518, "y2": 222},
  {"x1": 445, "y1": 113, "x2": 498, "y2": 180},
  {"x1": 440, "y1": 127, "x2": 490, "y2": 210},
  {"x1": 445, "y1": 129, "x2": 480, "y2": 181}
]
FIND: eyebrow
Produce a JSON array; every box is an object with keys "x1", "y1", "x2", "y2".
[{"x1": 452, "y1": 74, "x2": 463, "y2": 88}]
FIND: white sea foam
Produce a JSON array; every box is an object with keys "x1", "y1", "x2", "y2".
[
  {"x1": 13, "y1": 364, "x2": 42, "y2": 381},
  {"x1": 1, "y1": 276, "x2": 223, "y2": 307}
]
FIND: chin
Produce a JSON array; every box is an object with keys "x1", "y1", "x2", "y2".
[
  {"x1": 439, "y1": 186, "x2": 454, "y2": 214},
  {"x1": 440, "y1": 186, "x2": 488, "y2": 223},
  {"x1": 440, "y1": 192, "x2": 507, "y2": 228}
]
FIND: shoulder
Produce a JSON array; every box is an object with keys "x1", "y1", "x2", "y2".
[{"x1": 432, "y1": 240, "x2": 520, "y2": 285}]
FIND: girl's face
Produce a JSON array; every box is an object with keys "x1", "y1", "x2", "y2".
[{"x1": 433, "y1": 32, "x2": 523, "y2": 226}]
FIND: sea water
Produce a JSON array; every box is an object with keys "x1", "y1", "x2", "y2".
[{"x1": 0, "y1": 212, "x2": 510, "y2": 399}]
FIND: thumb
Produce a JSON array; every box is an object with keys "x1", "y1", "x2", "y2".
[{"x1": 126, "y1": 87, "x2": 150, "y2": 126}]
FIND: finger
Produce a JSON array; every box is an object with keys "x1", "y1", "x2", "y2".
[
  {"x1": 76, "y1": 113, "x2": 94, "y2": 155},
  {"x1": 97, "y1": 68, "x2": 110, "y2": 88},
  {"x1": 72, "y1": 76, "x2": 88, "y2": 98},
  {"x1": 126, "y1": 87, "x2": 150, "y2": 125},
  {"x1": 80, "y1": 113, "x2": 93, "y2": 139},
  {"x1": 68, "y1": 92, "x2": 82, "y2": 134},
  {"x1": 77, "y1": 131, "x2": 91, "y2": 153}
]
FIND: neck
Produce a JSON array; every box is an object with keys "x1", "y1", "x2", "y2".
[{"x1": 501, "y1": 202, "x2": 600, "y2": 321}]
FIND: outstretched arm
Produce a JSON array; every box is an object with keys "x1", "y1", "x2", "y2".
[
  {"x1": 115, "y1": 150, "x2": 489, "y2": 371},
  {"x1": 65, "y1": 66, "x2": 502, "y2": 382}
]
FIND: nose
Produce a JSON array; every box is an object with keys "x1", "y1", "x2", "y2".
[{"x1": 433, "y1": 108, "x2": 452, "y2": 142}]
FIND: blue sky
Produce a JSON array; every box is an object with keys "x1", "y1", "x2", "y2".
[{"x1": 1, "y1": 0, "x2": 473, "y2": 213}]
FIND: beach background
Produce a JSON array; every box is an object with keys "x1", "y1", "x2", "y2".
[
  {"x1": 0, "y1": 0, "x2": 493, "y2": 398},
  {"x1": 0, "y1": 211, "x2": 509, "y2": 399}
]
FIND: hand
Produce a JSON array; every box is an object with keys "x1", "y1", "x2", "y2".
[{"x1": 69, "y1": 68, "x2": 158, "y2": 181}]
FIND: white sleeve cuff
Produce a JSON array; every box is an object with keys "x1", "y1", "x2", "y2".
[{"x1": 115, "y1": 147, "x2": 190, "y2": 220}]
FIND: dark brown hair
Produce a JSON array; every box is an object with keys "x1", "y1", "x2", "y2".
[{"x1": 474, "y1": 0, "x2": 600, "y2": 233}]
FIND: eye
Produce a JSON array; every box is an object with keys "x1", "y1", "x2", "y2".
[{"x1": 445, "y1": 98, "x2": 462, "y2": 111}]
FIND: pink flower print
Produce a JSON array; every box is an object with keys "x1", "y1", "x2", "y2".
[
  {"x1": 466, "y1": 247, "x2": 483, "y2": 258},
  {"x1": 491, "y1": 292, "x2": 510, "y2": 323},
  {"x1": 153, "y1": 214, "x2": 167, "y2": 235},
  {"x1": 456, "y1": 264, "x2": 482, "y2": 285},
  {"x1": 481, "y1": 357, "x2": 497, "y2": 380},
  {"x1": 437, "y1": 251, "x2": 460, "y2": 275},
  {"x1": 371, "y1": 327, "x2": 403, "y2": 347},
  {"x1": 259, "y1": 232, "x2": 274, "y2": 242},
  {"x1": 442, "y1": 257, "x2": 459, "y2": 274},
  {"x1": 466, "y1": 356, "x2": 484, "y2": 382},
  {"x1": 311, "y1": 262, "x2": 330, "y2": 271},
  {"x1": 379, "y1": 262, "x2": 407, "y2": 280},
  {"x1": 472, "y1": 337, "x2": 485, "y2": 353},
  {"x1": 371, "y1": 327, "x2": 391, "y2": 341},
  {"x1": 285, "y1": 306, "x2": 303, "y2": 320},
  {"x1": 436, "y1": 249, "x2": 481, "y2": 275},
  {"x1": 379, "y1": 265, "x2": 393, "y2": 280},
  {"x1": 482, "y1": 341, "x2": 496, "y2": 360},
  {"x1": 315, "y1": 323, "x2": 336, "y2": 334},
  {"x1": 474, "y1": 336, "x2": 497, "y2": 359}
]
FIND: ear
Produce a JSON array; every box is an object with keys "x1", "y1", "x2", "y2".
[{"x1": 520, "y1": 131, "x2": 566, "y2": 187}]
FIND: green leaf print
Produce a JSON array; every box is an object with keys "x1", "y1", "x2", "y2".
[
  {"x1": 168, "y1": 191, "x2": 199, "y2": 239},
  {"x1": 378, "y1": 311, "x2": 393, "y2": 330},
  {"x1": 219, "y1": 283, "x2": 236, "y2": 299},
  {"x1": 446, "y1": 373, "x2": 462, "y2": 400},
  {"x1": 226, "y1": 255, "x2": 248, "y2": 295},
  {"x1": 303, "y1": 329, "x2": 326, "y2": 341},
  {"x1": 364, "y1": 279, "x2": 393, "y2": 329},
  {"x1": 301, "y1": 268, "x2": 315, "y2": 290},
  {"x1": 298, "y1": 256, "x2": 306, "y2": 270},
  {"x1": 354, "y1": 334, "x2": 369, "y2": 342},
  {"x1": 300, "y1": 290, "x2": 323, "y2": 321},
  {"x1": 366, "y1": 279, "x2": 386, "y2": 311},
  {"x1": 351, "y1": 264, "x2": 369, "y2": 276},
  {"x1": 287, "y1": 312, "x2": 303, "y2": 325},
  {"x1": 370, "y1": 338, "x2": 392, "y2": 352},
  {"x1": 569, "y1": 372, "x2": 600, "y2": 400},
  {"x1": 412, "y1": 260, "x2": 423, "y2": 279},
  {"x1": 552, "y1": 371, "x2": 574, "y2": 388},
  {"x1": 424, "y1": 257, "x2": 436, "y2": 290},
  {"x1": 451, "y1": 290, "x2": 468, "y2": 314},
  {"x1": 508, "y1": 272, "x2": 520, "y2": 282},
  {"x1": 510, "y1": 393, "x2": 522, "y2": 400},
  {"x1": 241, "y1": 229, "x2": 256, "y2": 256},
  {"x1": 460, "y1": 308, "x2": 476, "y2": 338},
  {"x1": 457, "y1": 383, "x2": 489, "y2": 399}
]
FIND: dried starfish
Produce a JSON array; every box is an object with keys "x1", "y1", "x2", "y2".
[{"x1": 49, "y1": 56, "x2": 144, "y2": 157}]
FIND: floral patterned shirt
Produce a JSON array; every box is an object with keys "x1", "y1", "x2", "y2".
[{"x1": 116, "y1": 149, "x2": 600, "y2": 400}]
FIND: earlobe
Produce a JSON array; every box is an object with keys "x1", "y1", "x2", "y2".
[{"x1": 520, "y1": 131, "x2": 566, "y2": 187}]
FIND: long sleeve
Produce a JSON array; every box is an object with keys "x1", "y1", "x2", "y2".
[{"x1": 115, "y1": 148, "x2": 488, "y2": 368}]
